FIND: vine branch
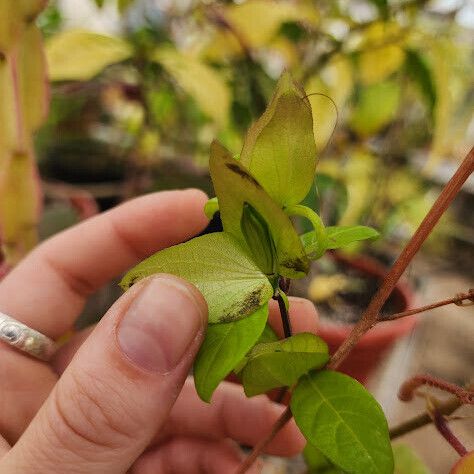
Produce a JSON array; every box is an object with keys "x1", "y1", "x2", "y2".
[
  {"x1": 328, "y1": 146, "x2": 474, "y2": 370},
  {"x1": 235, "y1": 407, "x2": 293, "y2": 474},
  {"x1": 390, "y1": 381, "x2": 474, "y2": 439},
  {"x1": 399, "y1": 375, "x2": 474, "y2": 405},
  {"x1": 382, "y1": 289, "x2": 474, "y2": 322},
  {"x1": 432, "y1": 408, "x2": 468, "y2": 457}
]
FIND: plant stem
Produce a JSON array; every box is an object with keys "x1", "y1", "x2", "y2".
[
  {"x1": 383, "y1": 289, "x2": 474, "y2": 321},
  {"x1": 432, "y1": 409, "x2": 468, "y2": 457},
  {"x1": 274, "y1": 292, "x2": 292, "y2": 339},
  {"x1": 390, "y1": 382, "x2": 474, "y2": 439},
  {"x1": 328, "y1": 146, "x2": 474, "y2": 371},
  {"x1": 237, "y1": 147, "x2": 474, "y2": 473},
  {"x1": 235, "y1": 407, "x2": 293, "y2": 474},
  {"x1": 399, "y1": 375, "x2": 474, "y2": 405},
  {"x1": 390, "y1": 397, "x2": 462, "y2": 439}
]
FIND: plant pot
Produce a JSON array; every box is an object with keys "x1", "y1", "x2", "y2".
[{"x1": 312, "y1": 252, "x2": 416, "y2": 384}]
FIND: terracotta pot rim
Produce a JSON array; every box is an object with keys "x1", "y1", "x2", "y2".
[{"x1": 315, "y1": 252, "x2": 417, "y2": 348}]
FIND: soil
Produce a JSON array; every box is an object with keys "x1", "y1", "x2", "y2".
[{"x1": 291, "y1": 257, "x2": 403, "y2": 325}]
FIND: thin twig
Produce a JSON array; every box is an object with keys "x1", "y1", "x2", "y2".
[
  {"x1": 399, "y1": 375, "x2": 474, "y2": 405},
  {"x1": 432, "y1": 409, "x2": 468, "y2": 457},
  {"x1": 390, "y1": 382, "x2": 474, "y2": 439},
  {"x1": 235, "y1": 407, "x2": 292, "y2": 474},
  {"x1": 383, "y1": 289, "x2": 474, "y2": 321},
  {"x1": 328, "y1": 146, "x2": 474, "y2": 371}
]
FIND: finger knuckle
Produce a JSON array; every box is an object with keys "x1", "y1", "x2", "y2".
[{"x1": 49, "y1": 370, "x2": 137, "y2": 454}]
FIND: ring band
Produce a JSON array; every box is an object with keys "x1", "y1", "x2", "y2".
[{"x1": 0, "y1": 312, "x2": 56, "y2": 361}]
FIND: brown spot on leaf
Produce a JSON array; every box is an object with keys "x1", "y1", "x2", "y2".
[
  {"x1": 219, "y1": 284, "x2": 268, "y2": 322},
  {"x1": 226, "y1": 163, "x2": 262, "y2": 188},
  {"x1": 281, "y1": 257, "x2": 309, "y2": 274}
]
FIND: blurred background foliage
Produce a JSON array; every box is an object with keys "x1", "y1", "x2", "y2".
[{"x1": 1, "y1": 0, "x2": 473, "y2": 270}]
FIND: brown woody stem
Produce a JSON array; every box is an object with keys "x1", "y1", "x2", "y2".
[
  {"x1": 383, "y1": 289, "x2": 474, "y2": 321},
  {"x1": 328, "y1": 146, "x2": 474, "y2": 371}
]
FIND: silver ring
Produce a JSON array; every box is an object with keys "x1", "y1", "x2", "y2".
[{"x1": 0, "y1": 312, "x2": 56, "y2": 361}]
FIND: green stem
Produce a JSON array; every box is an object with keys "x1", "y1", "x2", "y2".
[{"x1": 285, "y1": 204, "x2": 327, "y2": 258}]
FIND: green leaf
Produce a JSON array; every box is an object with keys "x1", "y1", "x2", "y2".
[
  {"x1": 405, "y1": 49, "x2": 436, "y2": 115},
  {"x1": 323, "y1": 225, "x2": 379, "y2": 250},
  {"x1": 120, "y1": 232, "x2": 273, "y2": 323},
  {"x1": 393, "y1": 444, "x2": 430, "y2": 474},
  {"x1": 233, "y1": 322, "x2": 278, "y2": 375},
  {"x1": 241, "y1": 333, "x2": 329, "y2": 397},
  {"x1": 239, "y1": 71, "x2": 317, "y2": 207},
  {"x1": 204, "y1": 197, "x2": 219, "y2": 219},
  {"x1": 210, "y1": 140, "x2": 309, "y2": 279},
  {"x1": 46, "y1": 29, "x2": 132, "y2": 81},
  {"x1": 153, "y1": 47, "x2": 230, "y2": 126},
  {"x1": 194, "y1": 304, "x2": 268, "y2": 402},
  {"x1": 350, "y1": 81, "x2": 400, "y2": 137},
  {"x1": 291, "y1": 370, "x2": 393, "y2": 474},
  {"x1": 304, "y1": 443, "x2": 344, "y2": 473}
]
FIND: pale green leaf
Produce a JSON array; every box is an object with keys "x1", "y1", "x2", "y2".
[
  {"x1": 194, "y1": 304, "x2": 268, "y2": 402},
  {"x1": 210, "y1": 141, "x2": 309, "y2": 279},
  {"x1": 240, "y1": 72, "x2": 317, "y2": 207},
  {"x1": 242, "y1": 333, "x2": 329, "y2": 397},
  {"x1": 153, "y1": 47, "x2": 230, "y2": 126},
  {"x1": 301, "y1": 225, "x2": 379, "y2": 254},
  {"x1": 204, "y1": 197, "x2": 219, "y2": 219},
  {"x1": 46, "y1": 29, "x2": 132, "y2": 81},
  {"x1": 291, "y1": 370, "x2": 393, "y2": 474},
  {"x1": 120, "y1": 232, "x2": 273, "y2": 323},
  {"x1": 350, "y1": 81, "x2": 400, "y2": 137},
  {"x1": 393, "y1": 444, "x2": 431, "y2": 474}
]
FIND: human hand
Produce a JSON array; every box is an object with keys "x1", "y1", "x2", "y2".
[{"x1": 0, "y1": 189, "x2": 319, "y2": 473}]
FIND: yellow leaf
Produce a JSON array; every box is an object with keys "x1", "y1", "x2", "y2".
[
  {"x1": 224, "y1": 0, "x2": 318, "y2": 48},
  {"x1": 305, "y1": 56, "x2": 353, "y2": 151},
  {"x1": 154, "y1": 47, "x2": 230, "y2": 126},
  {"x1": 18, "y1": 25, "x2": 49, "y2": 132},
  {"x1": 357, "y1": 22, "x2": 405, "y2": 85},
  {"x1": 0, "y1": 151, "x2": 40, "y2": 264},
  {"x1": 339, "y1": 149, "x2": 377, "y2": 226},
  {"x1": 0, "y1": 1, "x2": 23, "y2": 54},
  {"x1": 46, "y1": 29, "x2": 132, "y2": 81},
  {"x1": 0, "y1": 60, "x2": 17, "y2": 152}
]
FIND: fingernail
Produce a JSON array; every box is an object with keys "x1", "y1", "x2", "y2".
[{"x1": 117, "y1": 276, "x2": 206, "y2": 373}]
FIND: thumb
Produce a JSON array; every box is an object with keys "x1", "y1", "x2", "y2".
[{"x1": 1, "y1": 275, "x2": 207, "y2": 474}]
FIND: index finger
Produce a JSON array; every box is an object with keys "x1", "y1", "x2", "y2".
[{"x1": 0, "y1": 189, "x2": 208, "y2": 340}]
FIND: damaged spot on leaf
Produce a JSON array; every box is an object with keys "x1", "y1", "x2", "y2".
[{"x1": 226, "y1": 163, "x2": 262, "y2": 188}]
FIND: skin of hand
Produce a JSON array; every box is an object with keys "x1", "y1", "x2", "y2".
[{"x1": 0, "y1": 189, "x2": 319, "y2": 474}]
